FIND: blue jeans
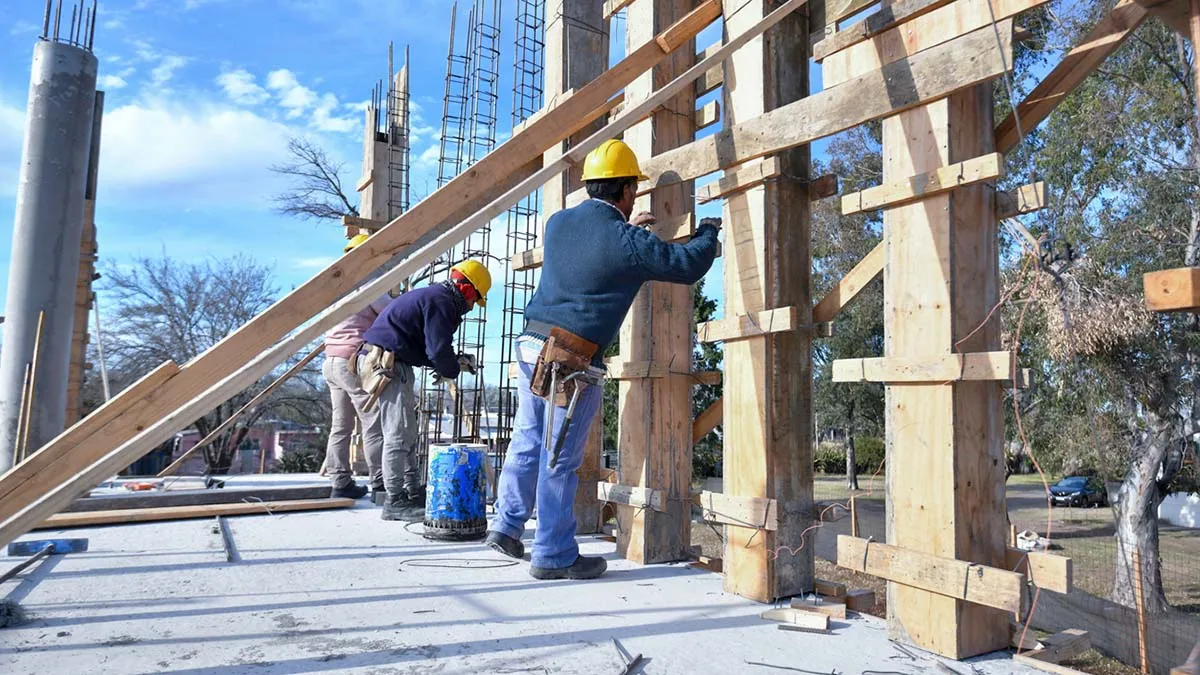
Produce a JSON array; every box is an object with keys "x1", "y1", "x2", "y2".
[{"x1": 490, "y1": 358, "x2": 602, "y2": 569}]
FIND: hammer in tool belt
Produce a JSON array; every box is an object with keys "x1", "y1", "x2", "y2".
[
  {"x1": 530, "y1": 327, "x2": 599, "y2": 469},
  {"x1": 359, "y1": 345, "x2": 396, "y2": 412}
]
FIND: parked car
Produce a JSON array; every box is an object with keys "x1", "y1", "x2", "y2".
[{"x1": 1049, "y1": 476, "x2": 1108, "y2": 507}]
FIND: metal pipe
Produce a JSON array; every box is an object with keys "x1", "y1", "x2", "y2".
[{"x1": 0, "y1": 40, "x2": 98, "y2": 473}]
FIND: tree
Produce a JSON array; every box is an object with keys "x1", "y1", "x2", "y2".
[
  {"x1": 1001, "y1": 3, "x2": 1200, "y2": 613},
  {"x1": 811, "y1": 126, "x2": 886, "y2": 489},
  {"x1": 100, "y1": 253, "x2": 328, "y2": 474},
  {"x1": 692, "y1": 278, "x2": 723, "y2": 478},
  {"x1": 269, "y1": 137, "x2": 359, "y2": 221}
]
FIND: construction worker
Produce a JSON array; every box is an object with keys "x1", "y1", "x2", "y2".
[
  {"x1": 322, "y1": 233, "x2": 391, "y2": 500},
  {"x1": 486, "y1": 139, "x2": 720, "y2": 580},
  {"x1": 360, "y1": 259, "x2": 491, "y2": 522}
]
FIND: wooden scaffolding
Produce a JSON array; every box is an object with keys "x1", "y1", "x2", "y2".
[{"x1": 12, "y1": 0, "x2": 1189, "y2": 661}]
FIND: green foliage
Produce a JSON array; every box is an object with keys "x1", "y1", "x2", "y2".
[
  {"x1": 692, "y1": 278, "x2": 723, "y2": 478},
  {"x1": 274, "y1": 449, "x2": 325, "y2": 474},
  {"x1": 814, "y1": 438, "x2": 884, "y2": 475},
  {"x1": 814, "y1": 442, "x2": 846, "y2": 474}
]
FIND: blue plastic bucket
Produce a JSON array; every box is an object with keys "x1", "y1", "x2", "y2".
[{"x1": 423, "y1": 443, "x2": 488, "y2": 541}]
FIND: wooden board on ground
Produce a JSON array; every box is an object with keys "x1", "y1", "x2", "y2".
[
  {"x1": 63, "y1": 485, "x2": 333, "y2": 512},
  {"x1": 760, "y1": 607, "x2": 830, "y2": 630},
  {"x1": 846, "y1": 588, "x2": 876, "y2": 611},
  {"x1": 37, "y1": 498, "x2": 354, "y2": 529},
  {"x1": 815, "y1": 579, "x2": 848, "y2": 597},
  {"x1": 791, "y1": 597, "x2": 848, "y2": 619}
]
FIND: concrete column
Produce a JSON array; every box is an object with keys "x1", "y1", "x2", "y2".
[{"x1": 0, "y1": 40, "x2": 98, "y2": 471}]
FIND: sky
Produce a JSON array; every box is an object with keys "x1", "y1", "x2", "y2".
[{"x1": 0, "y1": 0, "x2": 864, "y2": 391}]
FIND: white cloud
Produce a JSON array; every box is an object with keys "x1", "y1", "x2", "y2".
[
  {"x1": 151, "y1": 55, "x2": 190, "y2": 86},
  {"x1": 266, "y1": 69, "x2": 357, "y2": 133},
  {"x1": 96, "y1": 96, "x2": 296, "y2": 206},
  {"x1": 9, "y1": 20, "x2": 38, "y2": 36},
  {"x1": 416, "y1": 144, "x2": 440, "y2": 169},
  {"x1": 217, "y1": 69, "x2": 269, "y2": 105},
  {"x1": 267, "y1": 69, "x2": 318, "y2": 118},
  {"x1": 98, "y1": 75, "x2": 129, "y2": 90}
]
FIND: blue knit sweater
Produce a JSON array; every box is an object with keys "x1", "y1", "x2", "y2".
[
  {"x1": 362, "y1": 282, "x2": 468, "y2": 378},
  {"x1": 524, "y1": 199, "x2": 720, "y2": 355}
]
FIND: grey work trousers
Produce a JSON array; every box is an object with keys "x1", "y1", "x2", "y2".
[
  {"x1": 378, "y1": 362, "x2": 421, "y2": 498},
  {"x1": 322, "y1": 356, "x2": 384, "y2": 489}
]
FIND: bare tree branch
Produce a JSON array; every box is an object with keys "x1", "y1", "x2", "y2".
[{"x1": 269, "y1": 137, "x2": 359, "y2": 221}]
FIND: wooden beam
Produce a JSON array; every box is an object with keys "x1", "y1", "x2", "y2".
[
  {"x1": 695, "y1": 42, "x2": 725, "y2": 96},
  {"x1": 813, "y1": 0, "x2": 957, "y2": 61},
  {"x1": 597, "y1": 482, "x2": 665, "y2": 512},
  {"x1": 511, "y1": 247, "x2": 544, "y2": 272},
  {"x1": 697, "y1": 158, "x2": 782, "y2": 203},
  {"x1": 837, "y1": 536, "x2": 1025, "y2": 614},
  {"x1": 821, "y1": 0, "x2": 1042, "y2": 88},
  {"x1": 696, "y1": 307, "x2": 800, "y2": 342},
  {"x1": 616, "y1": 23, "x2": 1014, "y2": 199},
  {"x1": 603, "y1": 0, "x2": 637, "y2": 20},
  {"x1": 996, "y1": 0, "x2": 1148, "y2": 153},
  {"x1": 824, "y1": 0, "x2": 881, "y2": 25},
  {"x1": 1005, "y1": 547, "x2": 1073, "y2": 594},
  {"x1": 0, "y1": 2, "x2": 728, "y2": 550},
  {"x1": 832, "y1": 351, "x2": 1030, "y2": 386},
  {"x1": 719, "y1": 0, "x2": 814, "y2": 603},
  {"x1": 809, "y1": 173, "x2": 840, "y2": 200},
  {"x1": 813, "y1": 241, "x2": 884, "y2": 324},
  {"x1": 692, "y1": 398, "x2": 723, "y2": 444},
  {"x1": 996, "y1": 182, "x2": 1048, "y2": 220},
  {"x1": 37, "y1": 498, "x2": 354, "y2": 529},
  {"x1": 693, "y1": 490, "x2": 779, "y2": 530},
  {"x1": 342, "y1": 215, "x2": 386, "y2": 231},
  {"x1": 1144, "y1": 267, "x2": 1200, "y2": 312},
  {"x1": 604, "y1": 359, "x2": 720, "y2": 383},
  {"x1": 841, "y1": 152, "x2": 1004, "y2": 215},
  {"x1": 760, "y1": 607, "x2": 830, "y2": 630},
  {"x1": 695, "y1": 100, "x2": 721, "y2": 129}
]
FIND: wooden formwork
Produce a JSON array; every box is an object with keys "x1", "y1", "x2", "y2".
[{"x1": 3, "y1": 0, "x2": 1164, "y2": 661}]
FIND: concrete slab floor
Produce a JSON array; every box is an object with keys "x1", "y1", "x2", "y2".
[{"x1": 2, "y1": 502, "x2": 1045, "y2": 675}]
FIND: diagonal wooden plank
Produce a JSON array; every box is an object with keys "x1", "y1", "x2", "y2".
[
  {"x1": 0, "y1": 0, "x2": 816, "y2": 551},
  {"x1": 813, "y1": 0, "x2": 957, "y2": 61},
  {"x1": 812, "y1": 241, "x2": 884, "y2": 323},
  {"x1": 995, "y1": 0, "x2": 1148, "y2": 152}
]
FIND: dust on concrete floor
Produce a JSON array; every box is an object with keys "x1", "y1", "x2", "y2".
[{"x1": 1, "y1": 502, "x2": 1050, "y2": 675}]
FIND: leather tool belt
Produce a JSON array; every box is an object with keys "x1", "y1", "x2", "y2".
[
  {"x1": 358, "y1": 344, "x2": 396, "y2": 412},
  {"x1": 530, "y1": 327, "x2": 599, "y2": 406}
]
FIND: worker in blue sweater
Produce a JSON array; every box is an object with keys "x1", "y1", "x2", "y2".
[
  {"x1": 486, "y1": 139, "x2": 720, "y2": 580},
  {"x1": 359, "y1": 259, "x2": 492, "y2": 522}
]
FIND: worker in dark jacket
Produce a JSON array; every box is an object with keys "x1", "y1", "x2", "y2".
[
  {"x1": 486, "y1": 139, "x2": 720, "y2": 580},
  {"x1": 360, "y1": 259, "x2": 491, "y2": 521}
]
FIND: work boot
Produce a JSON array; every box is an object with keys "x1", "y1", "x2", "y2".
[
  {"x1": 370, "y1": 486, "x2": 387, "y2": 506},
  {"x1": 381, "y1": 486, "x2": 426, "y2": 522},
  {"x1": 330, "y1": 482, "x2": 368, "y2": 500},
  {"x1": 529, "y1": 555, "x2": 607, "y2": 580},
  {"x1": 485, "y1": 531, "x2": 524, "y2": 559}
]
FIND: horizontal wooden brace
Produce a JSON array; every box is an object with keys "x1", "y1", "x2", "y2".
[
  {"x1": 813, "y1": 0, "x2": 956, "y2": 61},
  {"x1": 602, "y1": 0, "x2": 636, "y2": 19},
  {"x1": 697, "y1": 307, "x2": 802, "y2": 342},
  {"x1": 695, "y1": 100, "x2": 720, "y2": 130},
  {"x1": 996, "y1": 182, "x2": 1048, "y2": 220},
  {"x1": 597, "y1": 482, "x2": 665, "y2": 512},
  {"x1": 603, "y1": 359, "x2": 721, "y2": 384},
  {"x1": 698, "y1": 158, "x2": 781, "y2": 203},
  {"x1": 693, "y1": 490, "x2": 778, "y2": 530},
  {"x1": 841, "y1": 152, "x2": 1004, "y2": 215},
  {"x1": 342, "y1": 215, "x2": 386, "y2": 231},
  {"x1": 837, "y1": 535, "x2": 1025, "y2": 614},
  {"x1": 511, "y1": 238, "x2": 722, "y2": 273},
  {"x1": 832, "y1": 352, "x2": 1030, "y2": 386},
  {"x1": 1005, "y1": 547, "x2": 1073, "y2": 594},
  {"x1": 656, "y1": 0, "x2": 723, "y2": 53},
  {"x1": 695, "y1": 42, "x2": 724, "y2": 96}
]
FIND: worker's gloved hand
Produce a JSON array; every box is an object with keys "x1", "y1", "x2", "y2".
[
  {"x1": 630, "y1": 211, "x2": 656, "y2": 228},
  {"x1": 431, "y1": 373, "x2": 454, "y2": 387},
  {"x1": 698, "y1": 217, "x2": 722, "y2": 233},
  {"x1": 456, "y1": 353, "x2": 478, "y2": 374}
]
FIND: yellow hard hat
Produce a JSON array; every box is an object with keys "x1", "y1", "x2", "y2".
[
  {"x1": 344, "y1": 233, "x2": 370, "y2": 253},
  {"x1": 582, "y1": 139, "x2": 649, "y2": 182},
  {"x1": 450, "y1": 259, "x2": 492, "y2": 307}
]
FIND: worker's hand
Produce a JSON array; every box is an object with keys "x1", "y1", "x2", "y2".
[
  {"x1": 630, "y1": 211, "x2": 656, "y2": 228},
  {"x1": 456, "y1": 353, "x2": 478, "y2": 374},
  {"x1": 432, "y1": 373, "x2": 454, "y2": 387},
  {"x1": 699, "y1": 217, "x2": 722, "y2": 232}
]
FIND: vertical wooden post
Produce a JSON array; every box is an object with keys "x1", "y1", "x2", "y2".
[
  {"x1": 720, "y1": 0, "x2": 814, "y2": 601},
  {"x1": 1133, "y1": 548, "x2": 1150, "y2": 674},
  {"x1": 850, "y1": 495, "x2": 859, "y2": 538},
  {"x1": 878, "y1": 84, "x2": 1009, "y2": 656},
  {"x1": 616, "y1": 0, "x2": 696, "y2": 564},
  {"x1": 543, "y1": 0, "x2": 610, "y2": 534}
]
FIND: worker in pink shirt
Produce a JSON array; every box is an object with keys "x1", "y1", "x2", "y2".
[{"x1": 322, "y1": 233, "x2": 392, "y2": 500}]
